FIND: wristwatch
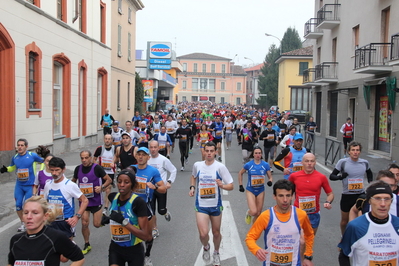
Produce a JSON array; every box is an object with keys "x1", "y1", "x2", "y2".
[
  {"x1": 167, "y1": 180, "x2": 172, "y2": 184},
  {"x1": 304, "y1": 255, "x2": 313, "y2": 261},
  {"x1": 75, "y1": 213, "x2": 82, "y2": 219},
  {"x1": 154, "y1": 184, "x2": 159, "y2": 190},
  {"x1": 122, "y1": 218, "x2": 129, "y2": 227}
]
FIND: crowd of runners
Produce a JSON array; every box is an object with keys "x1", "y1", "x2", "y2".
[{"x1": 3, "y1": 101, "x2": 399, "y2": 266}]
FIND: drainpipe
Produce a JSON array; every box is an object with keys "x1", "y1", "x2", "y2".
[{"x1": 72, "y1": 0, "x2": 79, "y2": 23}]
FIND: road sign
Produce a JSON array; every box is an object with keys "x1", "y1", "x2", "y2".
[{"x1": 259, "y1": 93, "x2": 267, "y2": 96}]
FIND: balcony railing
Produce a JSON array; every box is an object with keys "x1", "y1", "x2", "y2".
[
  {"x1": 315, "y1": 62, "x2": 338, "y2": 81},
  {"x1": 391, "y1": 33, "x2": 399, "y2": 61},
  {"x1": 303, "y1": 68, "x2": 315, "y2": 84},
  {"x1": 317, "y1": 4, "x2": 340, "y2": 22},
  {"x1": 304, "y1": 18, "x2": 323, "y2": 39},
  {"x1": 354, "y1": 43, "x2": 391, "y2": 69}
]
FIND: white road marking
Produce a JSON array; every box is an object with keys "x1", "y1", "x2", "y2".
[
  {"x1": 222, "y1": 140, "x2": 228, "y2": 195},
  {"x1": 316, "y1": 161, "x2": 333, "y2": 175},
  {"x1": 194, "y1": 201, "x2": 249, "y2": 266},
  {"x1": 0, "y1": 218, "x2": 20, "y2": 234}
]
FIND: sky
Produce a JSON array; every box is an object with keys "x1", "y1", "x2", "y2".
[{"x1": 136, "y1": 0, "x2": 315, "y2": 67}]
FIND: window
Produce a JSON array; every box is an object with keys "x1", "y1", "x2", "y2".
[
  {"x1": 117, "y1": 80, "x2": 121, "y2": 110},
  {"x1": 221, "y1": 82, "x2": 225, "y2": 91},
  {"x1": 192, "y1": 78, "x2": 198, "y2": 89},
  {"x1": 291, "y1": 87, "x2": 312, "y2": 110},
  {"x1": 182, "y1": 80, "x2": 187, "y2": 89},
  {"x1": 57, "y1": 0, "x2": 67, "y2": 23},
  {"x1": 25, "y1": 42, "x2": 43, "y2": 117},
  {"x1": 211, "y1": 64, "x2": 215, "y2": 73},
  {"x1": 26, "y1": 0, "x2": 40, "y2": 7},
  {"x1": 79, "y1": 0, "x2": 87, "y2": 33},
  {"x1": 209, "y1": 79, "x2": 215, "y2": 91},
  {"x1": 78, "y1": 60, "x2": 87, "y2": 136},
  {"x1": 183, "y1": 63, "x2": 187, "y2": 72},
  {"x1": 236, "y1": 82, "x2": 242, "y2": 91},
  {"x1": 127, "y1": 82, "x2": 130, "y2": 109},
  {"x1": 202, "y1": 64, "x2": 206, "y2": 73},
  {"x1": 191, "y1": 96, "x2": 198, "y2": 102},
  {"x1": 299, "y1": 62, "x2": 309, "y2": 76},
  {"x1": 53, "y1": 62, "x2": 63, "y2": 135},
  {"x1": 221, "y1": 97, "x2": 225, "y2": 103},
  {"x1": 332, "y1": 38, "x2": 337, "y2": 62},
  {"x1": 236, "y1": 98, "x2": 241, "y2": 105},
  {"x1": 222, "y1": 64, "x2": 226, "y2": 73},
  {"x1": 118, "y1": 24, "x2": 122, "y2": 57},
  {"x1": 128, "y1": 32, "x2": 131, "y2": 61},
  {"x1": 200, "y1": 78, "x2": 207, "y2": 90},
  {"x1": 100, "y1": 2, "x2": 106, "y2": 44},
  {"x1": 353, "y1": 25, "x2": 359, "y2": 50},
  {"x1": 209, "y1": 97, "x2": 215, "y2": 103},
  {"x1": 97, "y1": 67, "x2": 108, "y2": 129},
  {"x1": 118, "y1": 0, "x2": 122, "y2": 14},
  {"x1": 193, "y1": 63, "x2": 198, "y2": 72},
  {"x1": 128, "y1": 7, "x2": 132, "y2": 23},
  {"x1": 182, "y1": 96, "x2": 187, "y2": 102}
]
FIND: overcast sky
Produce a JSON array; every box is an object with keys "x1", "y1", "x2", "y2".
[{"x1": 136, "y1": 0, "x2": 315, "y2": 66}]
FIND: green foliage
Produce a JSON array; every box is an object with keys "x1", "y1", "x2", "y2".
[
  {"x1": 135, "y1": 72, "x2": 144, "y2": 113},
  {"x1": 257, "y1": 44, "x2": 280, "y2": 108},
  {"x1": 281, "y1": 27, "x2": 302, "y2": 53}
]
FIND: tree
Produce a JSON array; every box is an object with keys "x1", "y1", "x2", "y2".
[
  {"x1": 135, "y1": 72, "x2": 144, "y2": 113},
  {"x1": 281, "y1": 27, "x2": 302, "y2": 54},
  {"x1": 257, "y1": 44, "x2": 279, "y2": 108}
]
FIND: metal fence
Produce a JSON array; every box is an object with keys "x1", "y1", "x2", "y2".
[
  {"x1": 315, "y1": 62, "x2": 338, "y2": 80},
  {"x1": 317, "y1": 4, "x2": 340, "y2": 23},
  {"x1": 304, "y1": 131, "x2": 315, "y2": 153},
  {"x1": 354, "y1": 43, "x2": 392, "y2": 69},
  {"x1": 391, "y1": 33, "x2": 399, "y2": 61},
  {"x1": 324, "y1": 138, "x2": 341, "y2": 166},
  {"x1": 304, "y1": 18, "x2": 322, "y2": 36}
]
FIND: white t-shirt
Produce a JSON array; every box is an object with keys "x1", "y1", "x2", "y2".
[{"x1": 148, "y1": 154, "x2": 177, "y2": 183}]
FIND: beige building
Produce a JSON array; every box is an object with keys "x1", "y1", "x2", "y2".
[
  {"x1": 0, "y1": 0, "x2": 112, "y2": 158},
  {"x1": 110, "y1": 0, "x2": 144, "y2": 122},
  {"x1": 177, "y1": 53, "x2": 247, "y2": 105},
  {"x1": 303, "y1": 0, "x2": 399, "y2": 159}
]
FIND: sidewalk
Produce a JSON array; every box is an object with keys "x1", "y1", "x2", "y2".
[{"x1": 0, "y1": 142, "x2": 101, "y2": 220}]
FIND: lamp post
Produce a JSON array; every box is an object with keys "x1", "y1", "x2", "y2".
[
  {"x1": 265, "y1": 33, "x2": 282, "y2": 54},
  {"x1": 244, "y1": 57, "x2": 256, "y2": 107}
]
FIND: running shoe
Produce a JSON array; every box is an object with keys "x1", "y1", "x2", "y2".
[
  {"x1": 82, "y1": 243, "x2": 92, "y2": 255},
  {"x1": 166, "y1": 155, "x2": 170, "y2": 159},
  {"x1": 102, "y1": 207, "x2": 109, "y2": 216},
  {"x1": 189, "y1": 149, "x2": 192, "y2": 154},
  {"x1": 144, "y1": 256, "x2": 153, "y2": 266},
  {"x1": 245, "y1": 210, "x2": 252, "y2": 225},
  {"x1": 17, "y1": 222, "x2": 25, "y2": 232},
  {"x1": 270, "y1": 169, "x2": 274, "y2": 173},
  {"x1": 152, "y1": 228, "x2": 159, "y2": 239},
  {"x1": 185, "y1": 158, "x2": 189, "y2": 165},
  {"x1": 181, "y1": 167, "x2": 184, "y2": 171},
  {"x1": 226, "y1": 147, "x2": 229, "y2": 150},
  {"x1": 164, "y1": 211, "x2": 171, "y2": 222},
  {"x1": 202, "y1": 245, "x2": 211, "y2": 265},
  {"x1": 213, "y1": 252, "x2": 221, "y2": 266}
]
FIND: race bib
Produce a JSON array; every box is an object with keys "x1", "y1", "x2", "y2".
[
  {"x1": 167, "y1": 128, "x2": 173, "y2": 132},
  {"x1": 309, "y1": 126, "x2": 315, "y2": 131},
  {"x1": 251, "y1": 175, "x2": 265, "y2": 187},
  {"x1": 348, "y1": 178, "x2": 363, "y2": 191},
  {"x1": 181, "y1": 135, "x2": 187, "y2": 141},
  {"x1": 136, "y1": 176, "x2": 147, "y2": 194},
  {"x1": 199, "y1": 184, "x2": 216, "y2": 199},
  {"x1": 270, "y1": 251, "x2": 293, "y2": 266},
  {"x1": 346, "y1": 131, "x2": 352, "y2": 136},
  {"x1": 216, "y1": 130, "x2": 222, "y2": 137},
  {"x1": 110, "y1": 220, "x2": 131, "y2": 242},
  {"x1": 101, "y1": 158, "x2": 113, "y2": 170},
  {"x1": 267, "y1": 134, "x2": 275, "y2": 141},
  {"x1": 113, "y1": 141, "x2": 121, "y2": 145},
  {"x1": 154, "y1": 128, "x2": 160, "y2": 133},
  {"x1": 80, "y1": 183, "x2": 94, "y2": 198},
  {"x1": 17, "y1": 168, "x2": 29, "y2": 182},
  {"x1": 292, "y1": 162, "x2": 303, "y2": 172},
  {"x1": 159, "y1": 144, "x2": 166, "y2": 150},
  {"x1": 299, "y1": 195, "x2": 316, "y2": 213}
]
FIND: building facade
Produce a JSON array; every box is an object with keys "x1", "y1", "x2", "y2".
[
  {"x1": 177, "y1": 53, "x2": 247, "y2": 105},
  {"x1": 275, "y1": 46, "x2": 313, "y2": 112},
  {"x1": 0, "y1": 0, "x2": 112, "y2": 157},
  {"x1": 303, "y1": 0, "x2": 399, "y2": 159},
  {"x1": 110, "y1": 0, "x2": 144, "y2": 122},
  {"x1": 244, "y1": 64, "x2": 263, "y2": 107}
]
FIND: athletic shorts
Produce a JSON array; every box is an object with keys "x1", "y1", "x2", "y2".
[
  {"x1": 49, "y1": 220, "x2": 75, "y2": 238},
  {"x1": 307, "y1": 212, "x2": 321, "y2": 228},
  {"x1": 246, "y1": 186, "x2": 265, "y2": 196},
  {"x1": 146, "y1": 202, "x2": 154, "y2": 220},
  {"x1": 195, "y1": 206, "x2": 223, "y2": 216},
  {"x1": 213, "y1": 138, "x2": 222, "y2": 144},
  {"x1": 109, "y1": 240, "x2": 145, "y2": 266},
  {"x1": 86, "y1": 205, "x2": 102, "y2": 214},
  {"x1": 340, "y1": 193, "x2": 364, "y2": 212},
  {"x1": 150, "y1": 190, "x2": 167, "y2": 215}
]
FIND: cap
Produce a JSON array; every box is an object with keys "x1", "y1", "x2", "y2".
[
  {"x1": 121, "y1": 131, "x2": 131, "y2": 138},
  {"x1": 293, "y1": 133, "x2": 304, "y2": 140},
  {"x1": 137, "y1": 147, "x2": 150, "y2": 155}
]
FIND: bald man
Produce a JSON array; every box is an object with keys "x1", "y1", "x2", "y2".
[{"x1": 289, "y1": 153, "x2": 334, "y2": 235}]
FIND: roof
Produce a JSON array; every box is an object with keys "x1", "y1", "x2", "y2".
[
  {"x1": 244, "y1": 63, "x2": 264, "y2": 72},
  {"x1": 282, "y1": 46, "x2": 313, "y2": 56},
  {"x1": 177, "y1": 53, "x2": 231, "y2": 61},
  {"x1": 231, "y1": 65, "x2": 247, "y2": 75}
]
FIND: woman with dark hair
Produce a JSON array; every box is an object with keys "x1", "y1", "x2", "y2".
[
  {"x1": 104, "y1": 169, "x2": 151, "y2": 266},
  {"x1": 197, "y1": 124, "x2": 214, "y2": 160},
  {"x1": 238, "y1": 147, "x2": 273, "y2": 225},
  {"x1": 34, "y1": 145, "x2": 54, "y2": 196}
]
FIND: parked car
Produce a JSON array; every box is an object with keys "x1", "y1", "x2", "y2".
[{"x1": 286, "y1": 110, "x2": 308, "y2": 123}]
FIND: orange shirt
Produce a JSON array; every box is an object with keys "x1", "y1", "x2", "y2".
[{"x1": 245, "y1": 206, "x2": 314, "y2": 257}]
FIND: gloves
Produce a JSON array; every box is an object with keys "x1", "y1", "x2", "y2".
[
  {"x1": 267, "y1": 181, "x2": 273, "y2": 187},
  {"x1": 109, "y1": 211, "x2": 125, "y2": 224},
  {"x1": 340, "y1": 172, "x2": 349, "y2": 180},
  {"x1": 101, "y1": 214, "x2": 110, "y2": 226},
  {"x1": 239, "y1": 185, "x2": 245, "y2": 192},
  {"x1": 0, "y1": 165, "x2": 7, "y2": 173}
]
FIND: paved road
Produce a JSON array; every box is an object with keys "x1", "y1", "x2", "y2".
[{"x1": 0, "y1": 134, "x2": 346, "y2": 265}]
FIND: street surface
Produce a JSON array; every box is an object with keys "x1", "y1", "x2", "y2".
[{"x1": 0, "y1": 135, "x2": 343, "y2": 265}]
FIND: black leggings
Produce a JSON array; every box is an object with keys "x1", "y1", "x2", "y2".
[
  {"x1": 150, "y1": 190, "x2": 167, "y2": 215},
  {"x1": 179, "y1": 141, "x2": 189, "y2": 167},
  {"x1": 108, "y1": 241, "x2": 144, "y2": 266}
]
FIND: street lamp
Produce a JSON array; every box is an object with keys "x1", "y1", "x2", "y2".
[
  {"x1": 244, "y1": 57, "x2": 254, "y2": 67},
  {"x1": 265, "y1": 33, "x2": 282, "y2": 54}
]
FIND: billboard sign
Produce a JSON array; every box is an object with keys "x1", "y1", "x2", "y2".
[{"x1": 149, "y1": 42, "x2": 172, "y2": 59}]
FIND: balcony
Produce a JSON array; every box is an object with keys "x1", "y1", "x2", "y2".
[
  {"x1": 354, "y1": 43, "x2": 393, "y2": 74},
  {"x1": 314, "y1": 62, "x2": 338, "y2": 84},
  {"x1": 389, "y1": 33, "x2": 399, "y2": 65},
  {"x1": 303, "y1": 68, "x2": 320, "y2": 86},
  {"x1": 316, "y1": 4, "x2": 340, "y2": 30},
  {"x1": 304, "y1": 18, "x2": 323, "y2": 39}
]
